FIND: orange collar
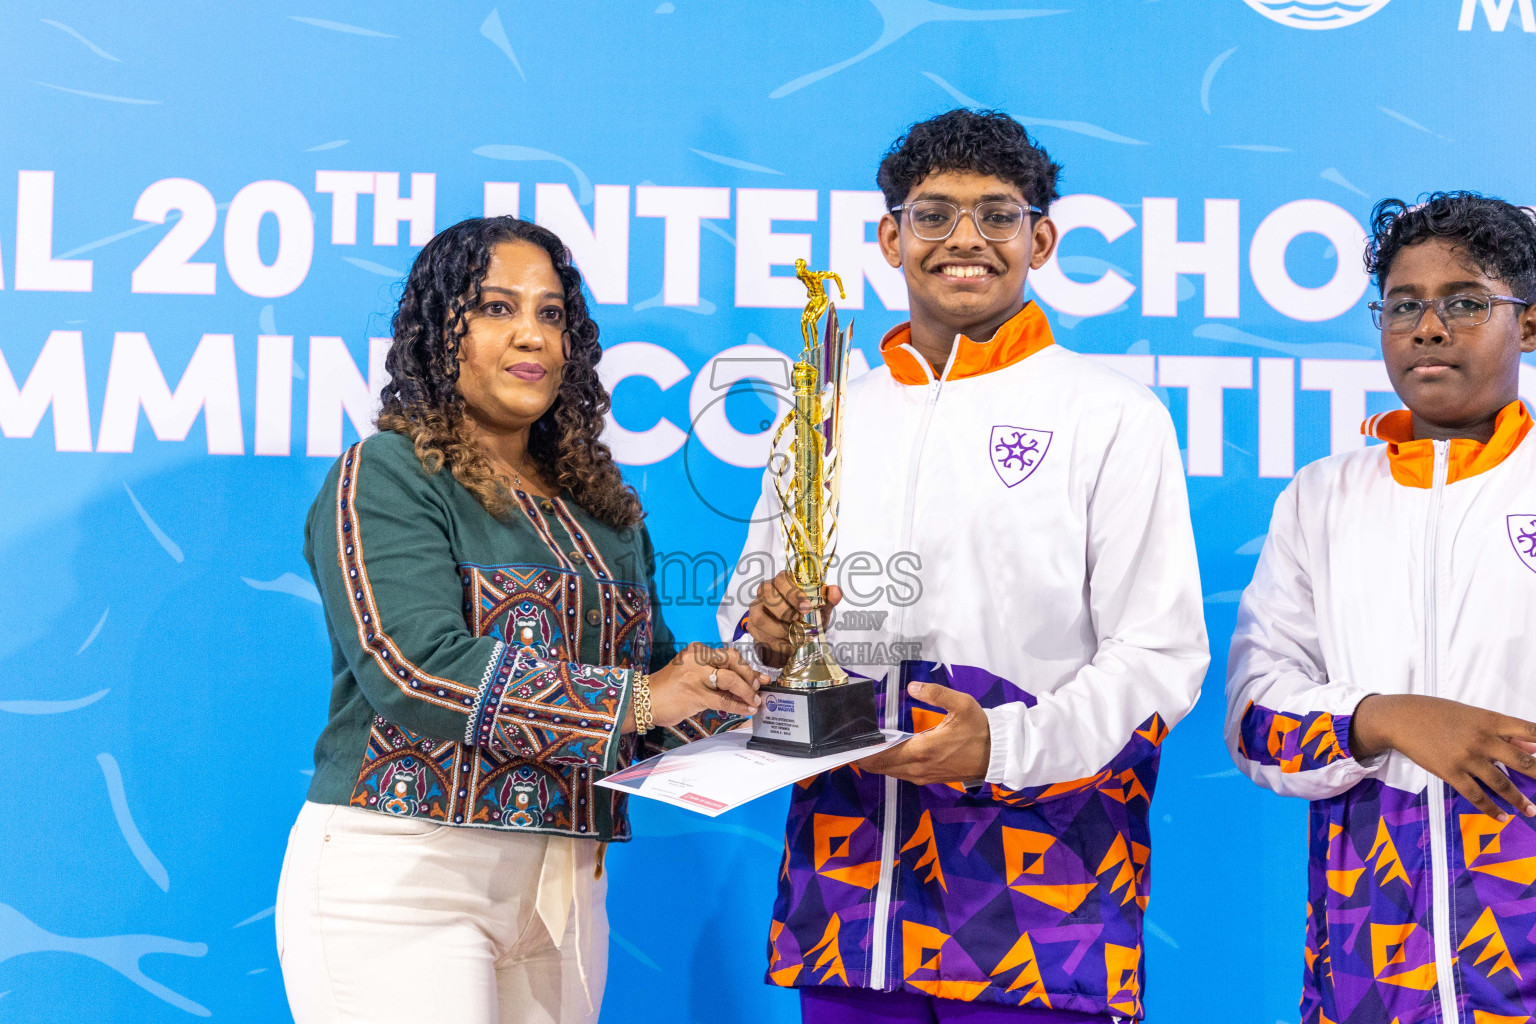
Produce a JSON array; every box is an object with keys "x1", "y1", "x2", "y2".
[
  {"x1": 1361, "y1": 400, "x2": 1532, "y2": 488},
  {"x1": 878, "y1": 302, "x2": 1055, "y2": 386}
]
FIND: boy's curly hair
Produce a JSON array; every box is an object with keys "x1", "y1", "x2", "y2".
[
  {"x1": 877, "y1": 108, "x2": 1062, "y2": 213},
  {"x1": 1366, "y1": 191, "x2": 1536, "y2": 301}
]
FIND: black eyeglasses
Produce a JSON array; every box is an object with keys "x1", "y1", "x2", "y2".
[
  {"x1": 890, "y1": 199, "x2": 1041, "y2": 242},
  {"x1": 1368, "y1": 293, "x2": 1529, "y2": 332}
]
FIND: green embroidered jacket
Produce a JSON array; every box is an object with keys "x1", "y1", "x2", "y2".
[{"x1": 303, "y1": 430, "x2": 733, "y2": 840}]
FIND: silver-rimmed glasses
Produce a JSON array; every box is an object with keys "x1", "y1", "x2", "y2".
[
  {"x1": 1368, "y1": 293, "x2": 1530, "y2": 332},
  {"x1": 890, "y1": 199, "x2": 1041, "y2": 242}
]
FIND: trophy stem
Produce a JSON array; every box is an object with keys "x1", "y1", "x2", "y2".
[
  {"x1": 778, "y1": 604, "x2": 848, "y2": 690},
  {"x1": 747, "y1": 259, "x2": 881, "y2": 757}
]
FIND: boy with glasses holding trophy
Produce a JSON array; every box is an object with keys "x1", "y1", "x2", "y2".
[
  {"x1": 1226, "y1": 192, "x2": 1536, "y2": 1024},
  {"x1": 721, "y1": 109, "x2": 1209, "y2": 1022}
]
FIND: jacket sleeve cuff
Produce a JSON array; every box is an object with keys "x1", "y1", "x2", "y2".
[
  {"x1": 467, "y1": 644, "x2": 632, "y2": 769},
  {"x1": 1236, "y1": 684, "x2": 1385, "y2": 777},
  {"x1": 982, "y1": 703, "x2": 1020, "y2": 787},
  {"x1": 644, "y1": 710, "x2": 747, "y2": 756},
  {"x1": 1339, "y1": 692, "x2": 1389, "y2": 773}
]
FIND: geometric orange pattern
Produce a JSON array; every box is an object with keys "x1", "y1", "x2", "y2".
[
  {"x1": 766, "y1": 661, "x2": 1170, "y2": 1016},
  {"x1": 1295, "y1": 776, "x2": 1536, "y2": 1023}
]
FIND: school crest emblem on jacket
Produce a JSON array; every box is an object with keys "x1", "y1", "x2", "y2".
[
  {"x1": 1508, "y1": 514, "x2": 1536, "y2": 574},
  {"x1": 989, "y1": 426, "x2": 1052, "y2": 487}
]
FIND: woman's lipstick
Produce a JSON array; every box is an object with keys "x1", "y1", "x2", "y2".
[{"x1": 508, "y1": 362, "x2": 547, "y2": 381}]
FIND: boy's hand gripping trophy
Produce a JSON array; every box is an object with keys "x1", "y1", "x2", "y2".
[{"x1": 746, "y1": 260, "x2": 884, "y2": 757}]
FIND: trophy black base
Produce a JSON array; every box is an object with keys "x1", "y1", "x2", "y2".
[{"x1": 747, "y1": 678, "x2": 884, "y2": 758}]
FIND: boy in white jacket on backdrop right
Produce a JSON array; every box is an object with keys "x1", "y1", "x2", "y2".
[{"x1": 1227, "y1": 192, "x2": 1536, "y2": 1024}]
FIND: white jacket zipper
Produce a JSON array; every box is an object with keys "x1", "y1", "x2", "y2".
[
  {"x1": 1424, "y1": 440, "x2": 1458, "y2": 1024},
  {"x1": 869, "y1": 338, "x2": 958, "y2": 990}
]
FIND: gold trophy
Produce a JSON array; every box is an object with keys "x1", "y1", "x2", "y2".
[{"x1": 747, "y1": 260, "x2": 884, "y2": 757}]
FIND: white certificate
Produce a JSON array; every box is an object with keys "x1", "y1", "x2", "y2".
[{"x1": 596, "y1": 728, "x2": 910, "y2": 817}]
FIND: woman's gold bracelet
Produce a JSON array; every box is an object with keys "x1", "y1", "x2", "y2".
[{"x1": 633, "y1": 672, "x2": 654, "y2": 733}]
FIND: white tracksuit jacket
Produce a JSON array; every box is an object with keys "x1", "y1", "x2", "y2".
[
  {"x1": 718, "y1": 302, "x2": 1209, "y2": 1014},
  {"x1": 1226, "y1": 400, "x2": 1536, "y2": 1024}
]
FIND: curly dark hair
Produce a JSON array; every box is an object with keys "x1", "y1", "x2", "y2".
[
  {"x1": 1365, "y1": 191, "x2": 1536, "y2": 302},
  {"x1": 877, "y1": 108, "x2": 1063, "y2": 213},
  {"x1": 376, "y1": 216, "x2": 642, "y2": 529}
]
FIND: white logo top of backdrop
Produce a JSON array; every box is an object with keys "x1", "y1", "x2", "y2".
[{"x1": 1243, "y1": 0, "x2": 1394, "y2": 29}]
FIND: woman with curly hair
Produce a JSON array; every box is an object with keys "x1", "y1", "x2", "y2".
[{"x1": 276, "y1": 216, "x2": 765, "y2": 1024}]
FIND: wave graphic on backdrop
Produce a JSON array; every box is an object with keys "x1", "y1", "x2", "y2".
[
  {"x1": 32, "y1": 81, "x2": 160, "y2": 105},
  {"x1": 59, "y1": 217, "x2": 167, "y2": 260},
  {"x1": 1192, "y1": 322, "x2": 1374, "y2": 360},
  {"x1": 1242, "y1": 0, "x2": 1394, "y2": 30},
  {"x1": 922, "y1": 72, "x2": 1146, "y2": 145},
  {"x1": 123, "y1": 483, "x2": 185, "y2": 563},
  {"x1": 1320, "y1": 166, "x2": 1369, "y2": 198},
  {"x1": 98, "y1": 753, "x2": 172, "y2": 892},
  {"x1": 242, "y1": 572, "x2": 322, "y2": 604},
  {"x1": 232, "y1": 906, "x2": 275, "y2": 929},
  {"x1": 480, "y1": 9, "x2": 526, "y2": 80},
  {"x1": 472, "y1": 144, "x2": 593, "y2": 205},
  {"x1": 39, "y1": 19, "x2": 123, "y2": 61},
  {"x1": 633, "y1": 289, "x2": 717, "y2": 315},
  {"x1": 286, "y1": 15, "x2": 396, "y2": 39},
  {"x1": 0, "y1": 904, "x2": 209, "y2": 1017},
  {"x1": 77, "y1": 608, "x2": 110, "y2": 654},
  {"x1": 769, "y1": 0, "x2": 1064, "y2": 98},
  {"x1": 1200, "y1": 47, "x2": 1238, "y2": 113},
  {"x1": 688, "y1": 148, "x2": 783, "y2": 176},
  {"x1": 0, "y1": 689, "x2": 109, "y2": 715},
  {"x1": 1378, "y1": 105, "x2": 1450, "y2": 141},
  {"x1": 611, "y1": 931, "x2": 662, "y2": 972}
]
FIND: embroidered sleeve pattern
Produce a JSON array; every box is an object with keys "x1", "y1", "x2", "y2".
[
  {"x1": 642, "y1": 709, "x2": 746, "y2": 756},
  {"x1": 1237, "y1": 702, "x2": 1352, "y2": 773},
  {"x1": 335, "y1": 444, "x2": 480, "y2": 716},
  {"x1": 466, "y1": 643, "x2": 633, "y2": 770}
]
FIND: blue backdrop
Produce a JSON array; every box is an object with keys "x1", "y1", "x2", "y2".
[{"x1": 3, "y1": 2, "x2": 1535, "y2": 1021}]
